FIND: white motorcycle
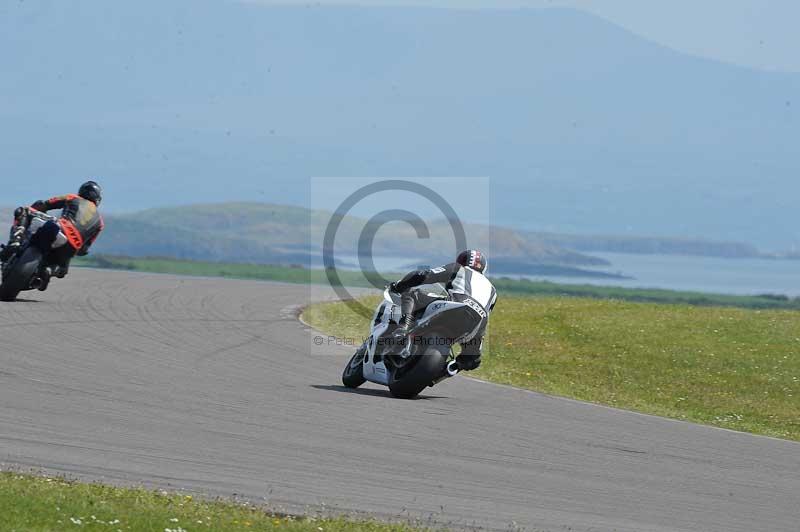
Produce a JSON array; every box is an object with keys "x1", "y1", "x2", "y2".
[{"x1": 341, "y1": 286, "x2": 486, "y2": 398}]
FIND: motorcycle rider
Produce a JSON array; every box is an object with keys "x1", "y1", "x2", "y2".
[
  {"x1": 389, "y1": 249, "x2": 497, "y2": 371},
  {"x1": 0, "y1": 181, "x2": 105, "y2": 286}
]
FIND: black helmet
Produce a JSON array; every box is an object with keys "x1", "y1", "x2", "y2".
[
  {"x1": 78, "y1": 180, "x2": 102, "y2": 205},
  {"x1": 456, "y1": 249, "x2": 487, "y2": 273}
]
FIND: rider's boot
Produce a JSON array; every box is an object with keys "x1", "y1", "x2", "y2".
[
  {"x1": 392, "y1": 313, "x2": 414, "y2": 351},
  {"x1": 0, "y1": 226, "x2": 25, "y2": 262},
  {"x1": 36, "y1": 267, "x2": 53, "y2": 291},
  {"x1": 455, "y1": 353, "x2": 481, "y2": 371},
  {"x1": 53, "y1": 261, "x2": 70, "y2": 279}
]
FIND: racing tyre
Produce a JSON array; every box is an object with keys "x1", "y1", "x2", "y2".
[{"x1": 388, "y1": 343, "x2": 448, "y2": 399}]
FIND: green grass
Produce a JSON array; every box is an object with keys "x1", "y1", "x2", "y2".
[
  {"x1": 0, "y1": 472, "x2": 426, "y2": 532},
  {"x1": 492, "y1": 277, "x2": 800, "y2": 310},
  {"x1": 75, "y1": 255, "x2": 800, "y2": 311},
  {"x1": 303, "y1": 295, "x2": 800, "y2": 441}
]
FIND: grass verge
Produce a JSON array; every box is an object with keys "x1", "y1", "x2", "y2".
[
  {"x1": 303, "y1": 295, "x2": 800, "y2": 441},
  {"x1": 0, "y1": 472, "x2": 426, "y2": 532}
]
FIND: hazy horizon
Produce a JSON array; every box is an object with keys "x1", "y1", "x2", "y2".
[
  {"x1": 246, "y1": 0, "x2": 800, "y2": 73},
  {"x1": 2, "y1": 1, "x2": 797, "y2": 250}
]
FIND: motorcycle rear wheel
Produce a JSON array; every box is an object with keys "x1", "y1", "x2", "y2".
[{"x1": 388, "y1": 344, "x2": 448, "y2": 399}]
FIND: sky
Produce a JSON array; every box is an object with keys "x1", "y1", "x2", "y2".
[
  {"x1": 3, "y1": 0, "x2": 798, "y2": 248},
  {"x1": 246, "y1": 0, "x2": 800, "y2": 72}
]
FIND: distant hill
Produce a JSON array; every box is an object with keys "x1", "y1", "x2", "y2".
[
  {"x1": 3, "y1": 203, "x2": 793, "y2": 271},
  {"x1": 1, "y1": 2, "x2": 798, "y2": 248},
  {"x1": 95, "y1": 203, "x2": 604, "y2": 270},
  {"x1": 530, "y1": 233, "x2": 764, "y2": 259}
]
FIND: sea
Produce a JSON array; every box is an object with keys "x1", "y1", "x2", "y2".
[{"x1": 527, "y1": 252, "x2": 800, "y2": 297}]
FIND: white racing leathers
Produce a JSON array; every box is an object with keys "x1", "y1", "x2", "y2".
[{"x1": 393, "y1": 263, "x2": 497, "y2": 367}]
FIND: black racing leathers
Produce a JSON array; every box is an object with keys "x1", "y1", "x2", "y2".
[{"x1": 31, "y1": 194, "x2": 104, "y2": 256}]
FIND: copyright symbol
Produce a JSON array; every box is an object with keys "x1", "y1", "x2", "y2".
[
  {"x1": 322, "y1": 179, "x2": 467, "y2": 318},
  {"x1": 313, "y1": 336, "x2": 324, "y2": 346}
]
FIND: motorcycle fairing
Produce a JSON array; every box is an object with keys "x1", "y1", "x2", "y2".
[
  {"x1": 362, "y1": 290, "x2": 402, "y2": 385},
  {"x1": 415, "y1": 299, "x2": 484, "y2": 344},
  {"x1": 27, "y1": 212, "x2": 69, "y2": 250}
]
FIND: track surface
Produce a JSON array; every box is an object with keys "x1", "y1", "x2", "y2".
[{"x1": 1, "y1": 270, "x2": 798, "y2": 531}]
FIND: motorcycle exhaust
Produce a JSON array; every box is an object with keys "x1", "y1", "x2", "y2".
[
  {"x1": 430, "y1": 361, "x2": 461, "y2": 386},
  {"x1": 29, "y1": 277, "x2": 43, "y2": 290},
  {"x1": 446, "y1": 360, "x2": 460, "y2": 377}
]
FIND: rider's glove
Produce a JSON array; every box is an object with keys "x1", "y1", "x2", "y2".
[
  {"x1": 389, "y1": 282, "x2": 401, "y2": 293},
  {"x1": 30, "y1": 200, "x2": 47, "y2": 212}
]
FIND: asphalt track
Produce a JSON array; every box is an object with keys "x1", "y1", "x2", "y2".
[{"x1": 1, "y1": 269, "x2": 798, "y2": 531}]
